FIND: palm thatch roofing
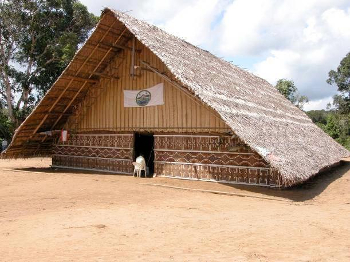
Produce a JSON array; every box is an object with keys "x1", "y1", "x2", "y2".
[{"x1": 2, "y1": 8, "x2": 349, "y2": 186}]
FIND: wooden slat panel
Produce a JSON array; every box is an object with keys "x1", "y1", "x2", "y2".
[{"x1": 67, "y1": 39, "x2": 230, "y2": 133}]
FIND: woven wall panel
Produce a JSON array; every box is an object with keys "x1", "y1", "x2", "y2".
[
  {"x1": 154, "y1": 135, "x2": 252, "y2": 153},
  {"x1": 154, "y1": 162, "x2": 280, "y2": 186},
  {"x1": 154, "y1": 134, "x2": 281, "y2": 186},
  {"x1": 155, "y1": 151, "x2": 267, "y2": 167},
  {"x1": 52, "y1": 133, "x2": 281, "y2": 186},
  {"x1": 62, "y1": 134, "x2": 133, "y2": 148},
  {"x1": 53, "y1": 155, "x2": 133, "y2": 174},
  {"x1": 53, "y1": 146, "x2": 132, "y2": 159},
  {"x1": 52, "y1": 133, "x2": 133, "y2": 174}
]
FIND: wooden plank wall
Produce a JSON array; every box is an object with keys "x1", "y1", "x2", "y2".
[{"x1": 67, "y1": 38, "x2": 229, "y2": 133}]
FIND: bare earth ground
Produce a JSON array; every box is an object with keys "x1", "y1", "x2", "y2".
[{"x1": 0, "y1": 158, "x2": 349, "y2": 262}]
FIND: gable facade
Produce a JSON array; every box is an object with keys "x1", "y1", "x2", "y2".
[{"x1": 52, "y1": 37, "x2": 279, "y2": 186}]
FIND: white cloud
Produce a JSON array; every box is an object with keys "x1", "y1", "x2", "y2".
[
  {"x1": 218, "y1": 0, "x2": 274, "y2": 56},
  {"x1": 158, "y1": 0, "x2": 223, "y2": 45},
  {"x1": 303, "y1": 17, "x2": 323, "y2": 44},
  {"x1": 79, "y1": 0, "x2": 198, "y2": 22},
  {"x1": 80, "y1": 0, "x2": 226, "y2": 46},
  {"x1": 254, "y1": 50, "x2": 301, "y2": 83},
  {"x1": 322, "y1": 8, "x2": 350, "y2": 37},
  {"x1": 217, "y1": 0, "x2": 350, "y2": 56},
  {"x1": 304, "y1": 96, "x2": 333, "y2": 111},
  {"x1": 235, "y1": 2, "x2": 350, "y2": 103}
]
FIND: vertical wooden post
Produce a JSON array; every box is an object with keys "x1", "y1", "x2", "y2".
[{"x1": 130, "y1": 37, "x2": 135, "y2": 78}]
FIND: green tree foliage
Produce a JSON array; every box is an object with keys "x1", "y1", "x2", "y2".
[
  {"x1": 306, "y1": 110, "x2": 350, "y2": 150},
  {"x1": 307, "y1": 110, "x2": 329, "y2": 125},
  {"x1": 0, "y1": 0, "x2": 97, "y2": 135},
  {"x1": 326, "y1": 114, "x2": 350, "y2": 150},
  {"x1": 327, "y1": 52, "x2": 350, "y2": 114},
  {"x1": 0, "y1": 105, "x2": 14, "y2": 141},
  {"x1": 325, "y1": 114, "x2": 341, "y2": 138},
  {"x1": 315, "y1": 51, "x2": 350, "y2": 150},
  {"x1": 275, "y1": 79, "x2": 309, "y2": 110}
]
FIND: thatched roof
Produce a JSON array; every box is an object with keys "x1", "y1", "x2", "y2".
[{"x1": 3, "y1": 8, "x2": 349, "y2": 186}]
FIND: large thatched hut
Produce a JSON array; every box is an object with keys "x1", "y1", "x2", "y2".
[{"x1": 2, "y1": 8, "x2": 349, "y2": 187}]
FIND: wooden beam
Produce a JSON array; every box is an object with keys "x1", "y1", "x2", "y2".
[
  {"x1": 140, "y1": 67, "x2": 153, "y2": 73},
  {"x1": 86, "y1": 42, "x2": 119, "y2": 52},
  {"x1": 140, "y1": 60, "x2": 223, "y2": 121},
  {"x1": 60, "y1": 75, "x2": 98, "y2": 83},
  {"x1": 50, "y1": 88, "x2": 84, "y2": 93},
  {"x1": 41, "y1": 97, "x2": 78, "y2": 103},
  {"x1": 113, "y1": 43, "x2": 141, "y2": 53},
  {"x1": 39, "y1": 102, "x2": 78, "y2": 108},
  {"x1": 140, "y1": 61, "x2": 199, "y2": 102},
  {"x1": 34, "y1": 112, "x2": 71, "y2": 116},
  {"x1": 73, "y1": 58, "x2": 109, "y2": 66},
  {"x1": 97, "y1": 24, "x2": 131, "y2": 39},
  {"x1": 92, "y1": 72, "x2": 120, "y2": 80},
  {"x1": 130, "y1": 36, "x2": 135, "y2": 77},
  {"x1": 73, "y1": 55, "x2": 124, "y2": 65},
  {"x1": 86, "y1": 40, "x2": 140, "y2": 53},
  {"x1": 50, "y1": 82, "x2": 89, "y2": 130}
]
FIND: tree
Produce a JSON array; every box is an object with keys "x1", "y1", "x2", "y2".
[
  {"x1": 307, "y1": 109, "x2": 350, "y2": 150},
  {"x1": 324, "y1": 52, "x2": 350, "y2": 150},
  {"x1": 0, "y1": 0, "x2": 97, "y2": 129},
  {"x1": 325, "y1": 113, "x2": 350, "y2": 149},
  {"x1": 327, "y1": 52, "x2": 350, "y2": 114},
  {"x1": 325, "y1": 114, "x2": 340, "y2": 139},
  {"x1": 0, "y1": 105, "x2": 14, "y2": 141},
  {"x1": 275, "y1": 79, "x2": 309, "y2": 110},
  {"x1": 306, "y1": 110, "x2": 329, "y2": 125}
]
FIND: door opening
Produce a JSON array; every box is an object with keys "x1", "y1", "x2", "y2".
[{"x1": 134, "y1": 133, "x2": 154, "y2": 177}]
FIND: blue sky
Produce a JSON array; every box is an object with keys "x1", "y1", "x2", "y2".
[{"x1": 80, "y1": 0, "x2": 350, "y2": 111}]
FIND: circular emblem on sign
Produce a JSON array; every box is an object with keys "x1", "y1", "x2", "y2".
[{"x1": 136, "y1": 90, "x2": 151, "y2": 106}]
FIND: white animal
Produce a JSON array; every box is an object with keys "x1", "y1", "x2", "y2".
[{"x1": 133, "y1": 155, "x2": 147, "y2": 177}]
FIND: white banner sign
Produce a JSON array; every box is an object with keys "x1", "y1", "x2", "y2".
[{"x1": 123, "y1": 83, "x2": 164, "y2": 107}]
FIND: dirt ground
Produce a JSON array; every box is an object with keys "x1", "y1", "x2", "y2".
[{"x1": 0, "y1": 158, "x2": 349, "y2": 262}]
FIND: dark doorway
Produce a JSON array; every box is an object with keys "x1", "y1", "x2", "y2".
[{"x1": 134, "y1": 133, "x2": 154, "y2": 177}]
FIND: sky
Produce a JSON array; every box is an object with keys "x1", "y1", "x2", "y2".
[{"x1": 80, "y1": 0, "x2": 350, "y2": 111}]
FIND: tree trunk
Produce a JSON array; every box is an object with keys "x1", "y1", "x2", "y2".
[{"x1": 2, "y1": 72, "x2": 15, "y2": 123}]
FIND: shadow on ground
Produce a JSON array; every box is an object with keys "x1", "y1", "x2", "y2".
[
  {"x1": 219, "y1": 160, "x2": 350, "y2": 202},
  {"x1": 11, "y1": 166, "x2": 141, "y2": 177},
  {"x1": 10, "y1": 160, "x2": 350, "y2": 202}
]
